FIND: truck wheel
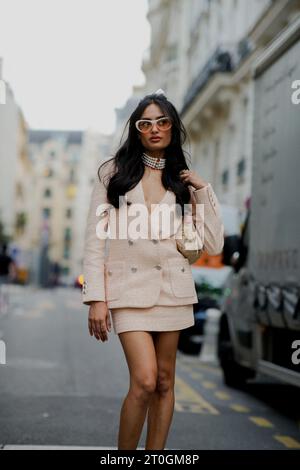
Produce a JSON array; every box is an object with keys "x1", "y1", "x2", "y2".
[
  {"x1": 221, "y1": 354, "x2": 253, "y2": 388},
  {"x1": 218, "y1": 317, "x2": 255, "y2": 388}
]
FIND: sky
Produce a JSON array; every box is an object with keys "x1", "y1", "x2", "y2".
[{"x1": 0, "y1": 0, "x2": 150, "y2": 134}]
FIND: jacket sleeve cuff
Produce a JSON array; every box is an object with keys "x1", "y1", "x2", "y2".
[
  {"x1": 82, "y1": 290, "x2": 106, "y2": 306},
  {"x1": 192, "y1": 183, "x2": 221, "y2": 217},
  {"x1": 191, "y1": 183, "x2": 224, "y2": 255},
  {"x1": 81, "y1": 269, "x2": 106, "y2": 305}
]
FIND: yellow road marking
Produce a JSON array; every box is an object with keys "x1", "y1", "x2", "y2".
[
  {"x1": 202, "y1": 381, "x2": 217, "y2": 389},
  {"x1": 175, "y1": 374, "x2": 219, "y2": 415},
  {"x1": 249, "y1": 417, "x2": 274, "y2": 428},
  {"x1": 214, "y1": 391, "x2": 230, "y2": 400},
  {"x1": 274, "y1": 435, "x2": 300, "y2": 449},
  {"x1": 190, "y1": 372, "x2": 203, "y2": 379},
  {"x1": 230, "y1": 404, "x2": 250, "y2": 413},
  {"x1": 196, "y1": 363, "x2": 222, "y2": 375},
  {"x1": 177, "y1": 358, "x2": 221, "y2": 376}
]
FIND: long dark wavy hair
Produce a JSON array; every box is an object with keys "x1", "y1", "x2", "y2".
[{"x1": 98, "y1": 92, "x2": 193, "y2": 214}]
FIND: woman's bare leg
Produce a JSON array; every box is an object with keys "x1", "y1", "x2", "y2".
[
  {"x1": 117, "y1": 331, "x2": 158, "y2": 450},
  {"x1": 145, "y1": 330, "x2": 180, "y2": 450}
]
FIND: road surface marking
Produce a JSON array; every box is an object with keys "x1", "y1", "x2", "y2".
[
  {"x1": 175, "y1": 374, "x2": 219, "y2": 415},
  {"x1": 177, "y1": 357, "x2": 221, "y2": 376},
  {"x1": 249, "y1": 417, "x2": 274, "y2": 427},
  {"x1": 230, "y1": 404, "x2": 250, "y2": 413},
  {"x1": 202, "y1": 381, "x2": 217, "y2": 389},
  {"x1": 190, "y1": 372, "x2": 203, "y2": 379},
  {"x1": 197, "y1": 363, "x2": 222, "y2": 375},
  {"x1": 214, "y1": 391, "x2": 230, "y2": 400},
  {"x1": 273, "y1": 435, "x2": 300, "y2": 449}
]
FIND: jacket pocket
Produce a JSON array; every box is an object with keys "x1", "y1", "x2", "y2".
[
  {"x1": 104, "y1": 260, "x2": 125, "y2": 301},
  {"x1": 168, "y1": 258, "x2": 196, "y2": 298}
]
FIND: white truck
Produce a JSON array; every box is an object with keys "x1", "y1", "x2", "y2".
[{"x1": 217, "y1": 16, "x2": 300, "y2": 388}]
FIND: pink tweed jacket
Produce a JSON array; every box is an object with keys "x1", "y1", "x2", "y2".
[{"x1": 82, "y1": 158, "x2": 224, "y2": 308}]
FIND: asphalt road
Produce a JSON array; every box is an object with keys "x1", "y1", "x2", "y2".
[{"x1": 0, "y1": 285, "x2": 300, "y2": 450}]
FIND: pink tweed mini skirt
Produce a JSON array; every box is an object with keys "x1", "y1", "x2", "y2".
[{"x1": 110, "y1": 304, "x2": 195, "y2": 334}]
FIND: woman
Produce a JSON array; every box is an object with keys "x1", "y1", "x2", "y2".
[{"x1": 82, "y1": 90, "x2": 224, "y2": 450}]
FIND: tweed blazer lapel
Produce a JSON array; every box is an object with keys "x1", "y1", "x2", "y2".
[
  {"x1": 97, "y1": 161, "x2": 185, "y2": 241},
  {"x1": 123, "y1": 180, "x2": 182, "y2": 240}
]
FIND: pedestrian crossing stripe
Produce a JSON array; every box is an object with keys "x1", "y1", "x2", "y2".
[{"x1": 175, "y1": 375, "x2": 219, "y2": 415}]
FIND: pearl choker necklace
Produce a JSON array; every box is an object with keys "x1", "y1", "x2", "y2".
[{"x1": 142, "y1": 152, "x2": 166, "y2": 170}]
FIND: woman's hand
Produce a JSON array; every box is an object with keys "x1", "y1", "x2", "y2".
[
  {"x1": 179, "y1": 169, "x2": 208, "y2": 190},
  {"x1": 88, "y1": 301, "x2": 111, "y2": 342}
]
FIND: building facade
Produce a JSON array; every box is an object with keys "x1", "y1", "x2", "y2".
[
  {"x1": 142, "y1": 0, "x2": 300, "y2": 227},
  {"x1": 28, "y1": 130, "x2": 83, "y2": 283}
]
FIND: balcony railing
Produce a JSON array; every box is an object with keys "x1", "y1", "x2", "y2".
[{"x1": 181, "y1": 37, "x2": 253, "y2": 115}]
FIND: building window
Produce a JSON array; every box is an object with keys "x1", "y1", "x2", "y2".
[
  {"x1": 221, "y1": 169, "x2": 229, "y2": 190},
  {"x1": 16, "y1": 182, "x2": 23, "y2": 198},
  {"x1": 166, "y1": 44, "x2": 178, "y2": 62},
  {"x1": 44, "y1": 188, "x2": 52, "y2": 198},
  {"x1": 44, "y1": 168, "x2": 54, "y2": 178},
  {"x1": 237, "y1": 158, "x2": 246, "y2": 184},
  {"x1": 42, "y1": 207, "x2": 51, "y2": 219},
  {"x1": 15, "y1": 212, "x2": 27, "y2": 234},
  {"x1": 66, "y1": 184, "x2": 76, "y2": 198},
  {"x1": 62, "y1": 266, "x2": 70, "y2": 275},
  {"x1": 64, "y1": 227, "x2": 72, "y2": 241},
  {"x1": 71, "y1": 150, "x2": 79, "y2": 163},
  {"x1": 63, "y1": 227, "x2": 71, "y2": 259},
  {"x1": 66, "y1": 208, "x2": 72, "y2": 218},
  {"x1": 63, "y1": 246, "x2": 70, "y2": 259},
  {"x1": 69, "y1": 168, "x2": 75, "y2": 183}
]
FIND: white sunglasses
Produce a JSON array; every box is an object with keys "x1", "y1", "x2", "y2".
[{"x1": 135, "y1": 117, "x2": 172, "y2": 134}]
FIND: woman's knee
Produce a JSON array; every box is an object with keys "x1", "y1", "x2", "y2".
[
  {"x1": 156, "y1": 368, "x2": 174, "y2": 396},
  {"x1": 130, "y1": 371, "x2": 157, "y2": 402}
]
